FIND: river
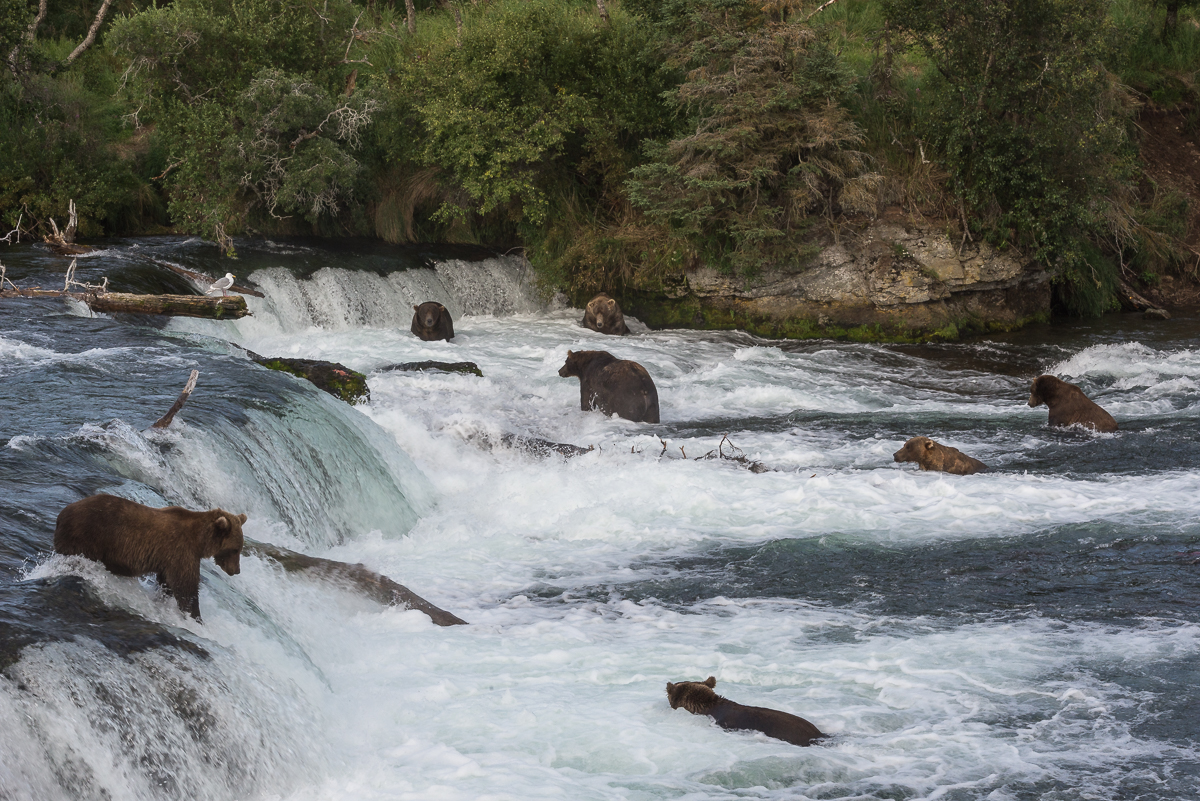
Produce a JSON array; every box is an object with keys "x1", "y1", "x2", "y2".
[{"x1": 1, "y1": 237, "x2": 1198, "y2": 800}]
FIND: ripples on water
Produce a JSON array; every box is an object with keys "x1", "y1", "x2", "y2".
[{"x1": 1, "y1": 238, "x2": 1198, "y2": 800}]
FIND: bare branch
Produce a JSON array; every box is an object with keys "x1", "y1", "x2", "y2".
[
  {"x1": 596, "y1": 0, "x2": 610, "y2": 24},
  {"x1": 152, "y1": 370, "x2": 200, "y2": 429},
  {"x1": 806, "y1": 0, "x2": 840, "y2": 21},
  {"x1": 0, "y1": 214, "x2": 23, "y2": 245},
  {"x1": 65, "y1": 0, "x2": 115, "y2": 66},
  {"x1": 7, "y1": 0, "x2": 47, "y2": 73}
]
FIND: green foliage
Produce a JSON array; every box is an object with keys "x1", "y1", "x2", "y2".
[
  {"x1": 883, "y1": 0, "x2": 1135, "y2": 315},
  {"x1": 626, "y1": 2, "x2": 880, "y2": 275},
  {"x1": 389, "y1": 0, "x2": 671, "y2": 229}
]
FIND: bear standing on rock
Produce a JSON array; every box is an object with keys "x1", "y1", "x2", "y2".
[
  {"x1": 582, "y1": 293, "x2": 630, "y2": 335},
  {"x1": 411, "y1": 302, "x2": 455, "y2": 341},
  {"x1": 893, "y1": 436, "x2": 988, "y2": 475},
  {"x1": 558, "y1": 350, "x2": 660, "y2": 423},
  {"x1": 1028, "y1": 374, "x2": 1117, "y2": 432},
  {"x1": 54, "y1": 494, "x2": 247, "y2": 621},
  {"x1": 666, "y1": 677, "x2": 825, "y2": 747}
]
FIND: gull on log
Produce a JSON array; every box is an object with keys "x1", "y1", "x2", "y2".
[{"x1": 207, "y1": 272, "x2": 236, "y2": 296}]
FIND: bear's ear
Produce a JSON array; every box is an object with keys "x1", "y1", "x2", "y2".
[
  {"x1": 924, "y1": 439, "x2": 935, "y2": 450},
  {"x1": 214, "y1": 515, "x2": 230, "y2": 533},
  {"x1": 704, "y1": 676, "x2": 716, "y2": 688},
  {"x1": 666, "y1": 682, "x2": 675, "y2": 692},
  {"x1": 567, "y1": 350, "x2": 573, "y2": 357},
  {"x1": 238, "y1": 513, "x2": 248, "y2": 524},
  {"x1": 413, "y1": 305, "x2": 419, "y2": 311}
]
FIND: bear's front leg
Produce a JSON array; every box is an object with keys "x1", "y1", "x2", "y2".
[{"x1": 162, "y1": 565, "x2": 203, "y2": 621}]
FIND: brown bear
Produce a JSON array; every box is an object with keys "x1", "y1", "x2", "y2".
[
  {"x1": 411, "y1": 302, "x2": 455, "y2": 341},
  {"x1": 1028, "y1": 374, "x2": 1117, "y2": 432},
  {"x1": 582, "y1": 293, "x2": 630, "y2": 336},
  {"x1": 54, "y1": 494, "x2": 247, "y2": 621},
  {"x1": 666, "y1": 677, "x2": 825, "y2": 747},
  {"x1": 558, "y1": 350, "x2": 660, "y2": 423},
  {"x1": 893, "y1": 436, "x2": 988, "y2": 475}
]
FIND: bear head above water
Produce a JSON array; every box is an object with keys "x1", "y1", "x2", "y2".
[
  {"x1": 582, "y1": 293, "x2": 630, "y2": 336},
  {"x1": 665, "y1": 676, "x2": 825, "y2": 747},
  {"x1": 893, "y1": 436, "x2": 988, "y2": 475},
  {"x1": 411, "y1": 302, "x2": 455, "y2": 342},
  {"x1": 1028, "y1": 375, "x2": 1117, "y2": 432}
]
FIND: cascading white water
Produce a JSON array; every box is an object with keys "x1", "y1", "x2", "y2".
[{"x1": 6, "y1": 243, "x2": 1200, "y2": 801}]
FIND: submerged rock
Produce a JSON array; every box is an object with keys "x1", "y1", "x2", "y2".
[
  {"x1": 1144, "y1": 307, "x2": 1171, "y2": 320},
  {"x1": 380, "y1": 360, "x2": 483, "y2": 377},
  {"x1": 250, "y1": 355, "x2": 370, "y2": 404}
]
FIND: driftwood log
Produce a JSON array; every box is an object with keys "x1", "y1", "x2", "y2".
[
  {"x1": 149, "y1": 258, "x2": 265, "y2": 298},
  {"x1": 0, "y1": 288, "x2": 249, "y2": 319},
  {"x1": 243, "y1": 542, "x2": 467, "y2": 626}
]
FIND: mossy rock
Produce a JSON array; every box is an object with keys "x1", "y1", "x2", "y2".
[{"x1": 252, "y1": 355, "x2": 370, "y2": 404}]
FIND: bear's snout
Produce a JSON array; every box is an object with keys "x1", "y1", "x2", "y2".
[
  {"x1": 558, "y1": 365, "x2": 570, "y2": 377},
  {"x1": 893, "y1": 448, "x2": 908, "y2": 462},
  {"x1": 215, "y1": 549, "x2": 241, "y2": 576}
]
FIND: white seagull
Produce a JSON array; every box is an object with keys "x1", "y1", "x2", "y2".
[{"x1": 208, "y1": 272, "x2": 236, "y2": 297}]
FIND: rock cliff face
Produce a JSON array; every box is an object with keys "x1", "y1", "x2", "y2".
[{"x1": 618, "y1": 214, "x2": 1051, "y2": 342}]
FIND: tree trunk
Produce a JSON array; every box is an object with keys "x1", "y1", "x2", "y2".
[
  {"x1": 405, "y1": 0, "x2": 415, "y2": 34},
  {"x1": 1, "y1": 289, "x2": 249, "y2": 318},
  {"x1": 86, "y1": 291, "x2": 250, "y2": 318},
  {"x1": 1164, "y1": 1, "x2": 1181, "y2": 39}
]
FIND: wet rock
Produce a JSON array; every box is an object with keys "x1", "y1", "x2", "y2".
[
  {"x1": 468, "y1": 431, "x2": 593, "y2": 458},
  {"x1": 1144, "y1": 307, "x2": 1171, "y2": 320},
  {"x1": 249, "y1": 354, "x2": 369, "y2": 404},
  {"x1": 380, "y1": 360, "x2": 483, "y2": 377}
]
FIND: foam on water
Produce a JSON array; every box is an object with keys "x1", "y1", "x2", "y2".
[{"x1": 7, "y1": 247, "x2": 1200, "y2": 800}]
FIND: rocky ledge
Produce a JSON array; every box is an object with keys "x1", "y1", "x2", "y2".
[{"x1": 617, "y1": 213, "x2": 1051, "y2": 342}]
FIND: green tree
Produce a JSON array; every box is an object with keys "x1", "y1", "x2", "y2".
[
  {"x1": 883, "y1": 0, "x2": 1134, "y2": 315},
  {"x1": 627, "y1": 2, "x2": 880, "y2": 275}
]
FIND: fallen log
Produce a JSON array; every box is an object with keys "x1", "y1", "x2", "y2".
[
  {"x1": 1117, "y1": 278, "x2": 1170, "y2": 319},
  {"x1": 0, "y1": 288, "x2": 249, "y2": 319},
  {"x1": 243, "y1": 542, "x2": 467, "y2": 626},
  {"x1": 148, "y1": 258, "x2": 265, "y2": 298}
]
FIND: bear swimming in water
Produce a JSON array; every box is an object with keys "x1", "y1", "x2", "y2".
[
  {"x1": 411, "y1": 302, "x2": 455, "y2": 342},
  {"x1": 54, "y1": 494, "x2": 247, "y2": 621},
  {"x1": 558, "y1": 350, "x2": 660, "y2": 423},
  {"x1": 1028, "y1": 374, "x2": 1117, "y2": 432},
  {"x1": 666, "y1": 677, "x2": 824, "y2": 747},
  {"x1": 893, "y1": 436, "x2": 988, "y2": 475},
  {"x1": 582, "y1": 294, "x2": 630, "y2": 336}
]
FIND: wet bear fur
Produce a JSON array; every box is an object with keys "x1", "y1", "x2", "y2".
[
  {"x1": 893, "y1": 436, "x2": 988, "y2": 475},
  {"x1": 666, "y1": 677, "x2": 824, "y2": 747},
  {"x1": 558, "y1": 350, "x2": 660, "y2": 423},
  {"x1": 411, "y1": 302, "x2": 455, "y2": 341},
  {"x1": 54, "y1": 494, "x2": 247, "y2": 621},
  {"x1": 1028, "y1": 375, "x2": 1117, "y2": 432},
  {"x1": 582, "y1": 294, "x2": 630, "y2": 336}
]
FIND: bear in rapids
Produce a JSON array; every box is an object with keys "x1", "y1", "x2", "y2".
[
  {"x1": 666, "y1": 676, "x2": 825, "y2": 747},
  {"x1": 558, "y1": 350, "x2": 659, "y2": 423},
  {"x1": 893, "y1": 436, "x2": 988, "y2": 475},
  {"x1": 411, "y1": 302, "x2": 455, "y2": 341},
  {"x1": 1028, "y1": 374, "x2": 1117, "y2": 432},
  {"x1": 582, "y1": 293, "x2": 630, "y2": 336},
  {"x1": 54, "y1": 494, "x2": 247, "y2": 621}
]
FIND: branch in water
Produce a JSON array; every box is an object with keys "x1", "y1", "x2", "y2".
[{"x1": 152, "y1": 370, "x2": 200, "y2": 429}]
